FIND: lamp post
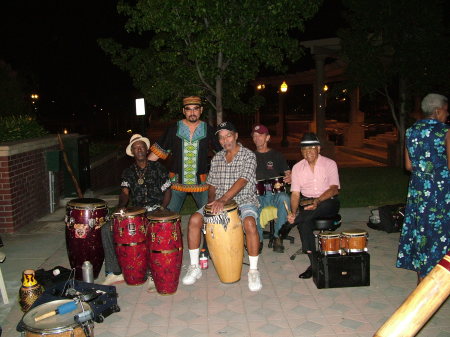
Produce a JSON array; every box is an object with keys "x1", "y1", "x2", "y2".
[
  {"x1": 255, "y1": 83, "x2": 265, "y2": 125},
  {"x1": 279, "y1": 81, "x2": 289, "y2": 147}
]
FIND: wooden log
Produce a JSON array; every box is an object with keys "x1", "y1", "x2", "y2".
[{"x1": 374, "y1": 251, "x2": 450, "y2": 337}]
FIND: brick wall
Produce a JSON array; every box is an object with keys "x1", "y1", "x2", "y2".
[{"x1": 0, "y1": 135, "x2": 74, "y2": 232}]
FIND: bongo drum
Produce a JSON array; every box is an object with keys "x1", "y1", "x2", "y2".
[
  {"x1": 340, "y1": 230, "x2": 368, "y2": 253},
  {"x1": 147, "y1": 209, "x2": 183, "y2": 295},
  {"x1": 113, "y1": 207, "x2": 148, "y2": 286},
  {"x1": 65, "y1": 198, "x2": 108, "y2": 280},
  {"x1": 204, "y1": 200, "x2": 244, "y2": 283},
  {"x1": 318, "y1": 232, "x2": 341, "y2": 255},
  {"x1": 255, "y1": 177, "x2": 285, "y2": 196},
  {"x1": 21, "y1": 299, "x2": 93, "y2": 337}
]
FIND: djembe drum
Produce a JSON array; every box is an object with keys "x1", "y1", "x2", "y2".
[
  {"x1": 204, "y1": 200, "x2": 244, "y2": 283},
  {"x1": 65, "y1": 198, "x2": 108, "y2": 280},
  {"x1": 113, "y1": 207, "x2": 148, "y2": 286},
  {"x1": 147, "y1": 209, "x2": 183, "y2": 295}
]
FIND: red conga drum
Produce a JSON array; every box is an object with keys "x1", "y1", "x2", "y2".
[
  {"x1": 113, "y1": 207, "x2": 148, "y2": 285},
  {"x1": 147, "y1": 209, "x2": 183, "y2": 295},
  {"x1": 65, "y1": 198, "x2": 108, "y2": 280}
]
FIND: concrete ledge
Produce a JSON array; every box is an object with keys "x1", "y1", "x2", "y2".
[{"x1": 0, "y1": 134, "x2": 79, "y2": 156}]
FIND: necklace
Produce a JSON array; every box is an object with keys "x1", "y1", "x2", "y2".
[{"x1": 135, "y1": 164, "x2": 148, "y2": 185}]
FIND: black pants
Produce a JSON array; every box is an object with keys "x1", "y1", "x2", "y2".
[
  {"x1": 295, "y1": 198, "x2": 340, "y2": 253},
  {"x1": 101, "y1": 221, "x2": 122, "y2": 274}
]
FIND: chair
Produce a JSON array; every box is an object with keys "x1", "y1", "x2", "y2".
[
  {"x1": 260, "y1": 206, "x2": 295, "y2": 248},
  {"x1": 289, "y1": 214, "x2": 341, "y2": 260},
  {"x1": 0, "y1": 251, "x2": 8, "y2": 304}
]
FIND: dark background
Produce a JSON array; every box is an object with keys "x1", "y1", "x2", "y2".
[{"x1": 0, "y1": 0, "x2": 344, "y2": 136}]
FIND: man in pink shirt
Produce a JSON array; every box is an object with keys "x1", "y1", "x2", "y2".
[{"x1": 285, "y1": 133, "x2": 340, "y2": 279}]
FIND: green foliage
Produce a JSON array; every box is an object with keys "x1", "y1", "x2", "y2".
[
  {"x1": 339, "y1": 0, "x2": 449, "y2": 99},
  {"x1": 0, "y1": 115, "x2": 48, "y2": 143},
  {"x1": 0, "y1": 61, "x2": 32, "y2": 116},
  {"x1": 99, "y1": 0, "x2": 322, "y2": 121},
  {"x1": 339, "y1": 167, "x2": 409, "y2": 207}
]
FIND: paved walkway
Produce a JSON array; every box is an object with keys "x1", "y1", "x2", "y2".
[{"x1": 0, "y1": 193, "x2": 449, "y2": 337}]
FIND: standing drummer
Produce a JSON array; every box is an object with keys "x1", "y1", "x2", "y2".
[
  {"x1": 252, "y1": 124, "x2": 292, "y2": 253},
  {"x1": 148, "y1": 96, "x2": 221, "y2": 212},
  {"x1": 182, "y1": 121, "x2": 262, "y2": 292},
  {"x1": 284, "y1": 133, "x2": 340, "y2": 279},
  {"x1": 102, "y1": 134, "x2": 171, "y2": 286}
]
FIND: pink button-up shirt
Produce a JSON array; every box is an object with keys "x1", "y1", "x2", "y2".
[{"x1": 291, "y1": 155, "x2": 340, "y2": 198}]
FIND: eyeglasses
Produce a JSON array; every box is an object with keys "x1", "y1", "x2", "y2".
[{"x1": 184, "y1": 107, "x2": 201, "y2": 112}]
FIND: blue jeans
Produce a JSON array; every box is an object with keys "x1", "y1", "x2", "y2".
[
  {"x1": 257, "y1": 192, "x2": 290, "y2": 241},
  {"x1": 168, "y1": 189, "x2": 208, "y2": 213}
]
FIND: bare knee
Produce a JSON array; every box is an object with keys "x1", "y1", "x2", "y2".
[
  {"x1": 243, "y1": 217, "x2": 257, "y2": 235},
  {"x1": 188, "y1": 213, "x2": 203, "y2": 230}
]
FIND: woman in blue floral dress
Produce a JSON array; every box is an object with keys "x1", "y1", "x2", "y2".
[{"x1": 397, "y1": 93, "x2": 450, "y2": 281}]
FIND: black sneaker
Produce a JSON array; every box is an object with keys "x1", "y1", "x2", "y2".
[{"x1": 273, "y1": 237, "x2": 284, "y2": 253}]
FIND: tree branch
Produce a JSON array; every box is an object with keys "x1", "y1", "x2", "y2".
[{"x1": 195, "y1": 58, "x2": 215, "y2": 95}]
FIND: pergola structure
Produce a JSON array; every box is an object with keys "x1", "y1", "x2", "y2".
[{"x1": 253, "y1": 38, "x2": 365, "y2": 149}]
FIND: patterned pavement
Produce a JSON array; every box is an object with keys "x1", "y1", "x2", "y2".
[{"x1": 0, "y1": 204, "x2": 449, "y2": 337}]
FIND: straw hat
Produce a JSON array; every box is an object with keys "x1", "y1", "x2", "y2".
[{"x1": 126, "y1": 134, "x2": 150, "y2": 157}]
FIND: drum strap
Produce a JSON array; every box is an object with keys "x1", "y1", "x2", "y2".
[
  {"x1": 115, "y1": 241, "x2": 146, "y2": 247},
  {"x1": 151, "y1": 247, "x2": 182, "y2": 254}
]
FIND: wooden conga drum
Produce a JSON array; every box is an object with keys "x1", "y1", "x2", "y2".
[
  {"x1": 65, "y1": 198, "x2": 108, "y2": 280},
  {"x1": 204, "y1": 200, "x2": 244, "y2": 283},
  {"x1": 113, "y1": 207, "x2": 148, "y2": 285},
  {"x1": 147, "y1": 209, "x2": 183, "y2": 295},
  {"x1": 374, "y1": 251, "x2": 450, "y2": 337}
]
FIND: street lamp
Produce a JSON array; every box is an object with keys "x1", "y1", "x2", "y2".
[{"x1": 279, "y1": 81, "x2": 289, "y2": 147}]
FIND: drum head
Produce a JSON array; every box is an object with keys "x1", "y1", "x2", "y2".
[
  {"x1": 204, "y1": 200, "x2": 238, "y2": 213},
  {"x1": 147, "y1": 209, "x2": 180, "y2": 221},
  {"x1": 319, "y1": 232, "x2": 340, "y2": 238},
  {"x1": 342, "y1": 229, "x2": 367, "y2": 236},
  {"x1": 114, "y1": 206, "x2": 146, "y2": 217},
  {"x1": 22, "y1": 299, "x2": 91, "y2": 333},
  {"x1": 67, "y1": 198, "x2": 107, "y2": 208}
]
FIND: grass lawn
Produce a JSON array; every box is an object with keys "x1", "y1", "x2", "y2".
[{"x1": 105, "y1": 167, "x2": 410, "y2": 214}]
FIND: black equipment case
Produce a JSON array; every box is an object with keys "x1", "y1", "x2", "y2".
[{"x1": 311, "y1": 252, "x2": 370, "y2": 289}]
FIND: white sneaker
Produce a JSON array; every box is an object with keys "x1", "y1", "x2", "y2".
[
  {"x1": 182, "y1": 265, "x2": 202, "y2": 285},
  {"x1": 248, "y1": 270, "x2": 262, "y2": 292},
  {"x1": 102, "y1": 273, "x2": 124, "y2": 285}
]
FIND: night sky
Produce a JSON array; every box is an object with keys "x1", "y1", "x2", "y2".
[{"x1": 0, "y1": 0, "x2": 343, "y2": 133}]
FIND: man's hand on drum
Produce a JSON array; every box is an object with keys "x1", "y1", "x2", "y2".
[
  {"x1": 303, "y1": 198, "x2": 320, "y2": 211},
  {"x1": 208, "y1": 198, "x2": 226, "y2": 214}
]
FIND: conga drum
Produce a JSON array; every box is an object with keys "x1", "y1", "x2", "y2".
[
  {"x1": 340, "y1": 229, "x2": 368, "y2": 253},
  {"x1": 204, "y1": 200, "x2": 244, "y2": 283},
  {"x1": 317, "y1": 232, "x2": 341, "y2": 255},
  {"x1": 113, "y1": 207, "x2": 148, "y2": 285},
  {"x1": 21, "y1": 299, "x2": 93, "y2": 337},
  {"x1": 65, "y1": 198, "x2": 108, "y2": 280},
  {"x1": 147, "y1": 209, "x2": 183, "y2": 295}
]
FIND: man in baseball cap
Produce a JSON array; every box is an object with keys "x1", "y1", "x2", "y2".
[
  {"x1": 182, "y1": 121, "x2": 263, "y2": 292},
  {"x1": 251, "y1": 124, "x2": 292, "y2": 253}
]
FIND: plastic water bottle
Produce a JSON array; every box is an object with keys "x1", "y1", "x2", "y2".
[
  {"x1": 82, "y1": 261, "x2": 94, "y2": 283},
  {"x1": 199, "y1": 249, "x2": 208, "y2": 270}
]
